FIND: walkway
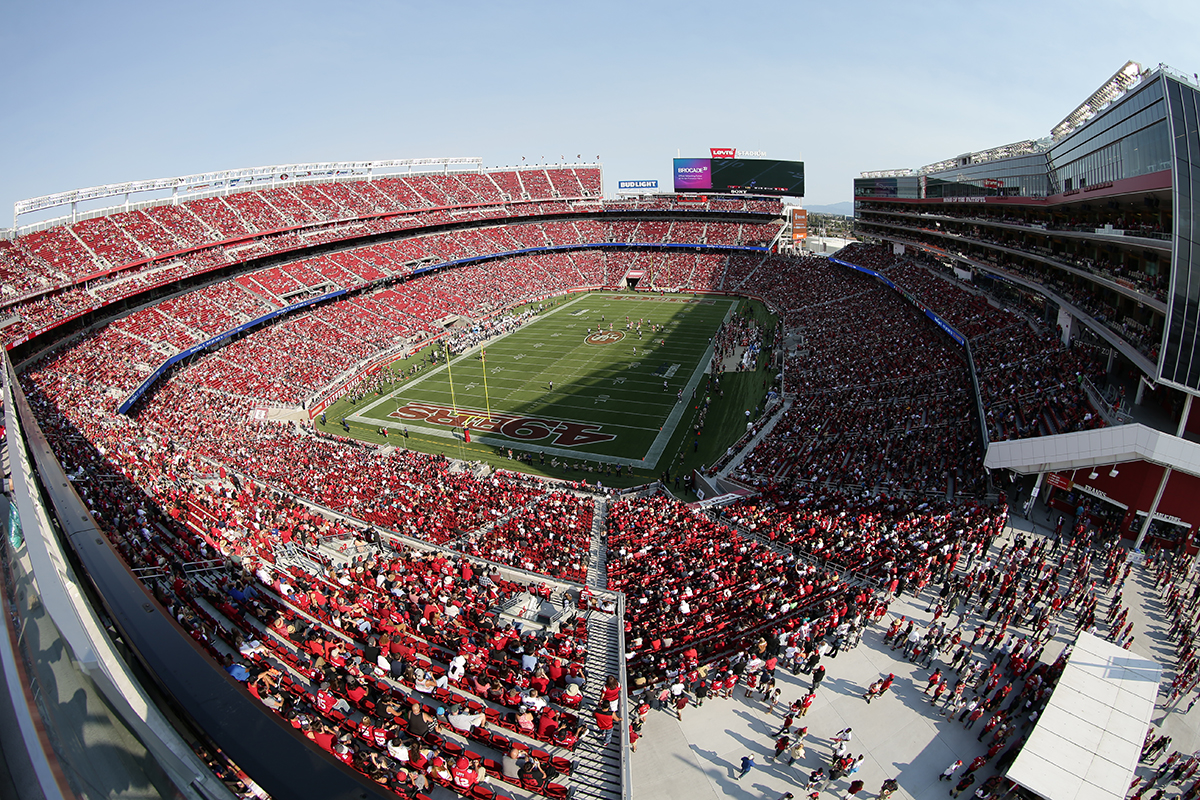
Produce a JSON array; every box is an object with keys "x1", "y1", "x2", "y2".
[{"x1": 628, "y1": 492, "x2": 1196, "y2": 799}]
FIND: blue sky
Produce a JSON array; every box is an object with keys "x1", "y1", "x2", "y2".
[{"x1": 2, "y1": 0, "x2": 1198, "y2": 223}]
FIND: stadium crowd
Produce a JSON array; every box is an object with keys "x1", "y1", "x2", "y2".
[
  {"x1": 730, "y1": 253, "x2": 985, "y2": 497},
  {"x1": 1, "y1": 171, "x2": 782, "y2": 349},
  {"x1": 10, "y1": 182, "x2": 1158, "y2": 799},
  {"x1": 835, "y1": 243, "x2": 1109, "y2": 443}
]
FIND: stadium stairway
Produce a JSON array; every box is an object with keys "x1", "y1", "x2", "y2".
[
  {"x1": 565, "y1": 498, "x2": 624, "y2": 800},
  {"x1": 571, "y1": 606, "x2": 624, "y2": 800},
  {"x1": 584, "y1": 498, "x2": 609, "y2": 591},
  {"x1": 276, "y1": 541, "x2": 327, "y2": 575}
]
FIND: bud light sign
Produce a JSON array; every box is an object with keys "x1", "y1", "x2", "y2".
[
  {"x1": 618, "y1": 180, "x2": 659, "y2": 189},
  {"x1": 674, "y1": 158, "x2": 712, "y2": 191}
]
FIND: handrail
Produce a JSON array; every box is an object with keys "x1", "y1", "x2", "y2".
[
  {"x1": 1081, "y1": 375, "x2": 1134, "y2": 426},
  {"x1": 617, "y1": 590, "x2": 632, "y2": 800}
]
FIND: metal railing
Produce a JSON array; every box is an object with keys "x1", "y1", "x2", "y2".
[
  {"x1": 1081, "y1": 375, "x2": 1135, "y2": 426},
  {"x1": 617, "y1": 590, "x2": 632, "y2": 800}
]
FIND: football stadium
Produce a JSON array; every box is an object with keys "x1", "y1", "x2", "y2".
[{"x1": 3, "y1": 33, "x2": 1200, "y2": 800}]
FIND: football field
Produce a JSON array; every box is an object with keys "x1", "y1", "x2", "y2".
[{"x1": 347, "y1": 293, "x2": 737, "y2": 467}]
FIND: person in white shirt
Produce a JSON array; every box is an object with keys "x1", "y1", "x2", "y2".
[
  {"x1": 387, "y1": 738, "x2": 410, "y2": 762},
  {"x1": 447, "y1": 655, "x2": 467, "y2": 684},
  {"x1": 413, "y1": 668, "x2": 437, "y2": 694},
  {"x1": 521, "y1": 688, "x2": 548, "y2": 713}
]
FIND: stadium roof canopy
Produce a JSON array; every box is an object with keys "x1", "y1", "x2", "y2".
[{"x1": 1006, "y1": 632, "x2": 1159, "y2": 800}]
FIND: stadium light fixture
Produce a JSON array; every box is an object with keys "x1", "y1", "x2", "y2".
[
  {"x1": 1109, "y1": 468, "x2": 1120, "y2": 478},
  {"x1": 1089, "y1": 470, "x2": 1099, "y2": 480},
  {"x1": 1051, "y1": 60, "x2": 1143, "y2": 140}
]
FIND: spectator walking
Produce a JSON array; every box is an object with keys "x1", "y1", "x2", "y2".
[{"x1": 939, "y1": 759, "x2": 963, "y2": 781}]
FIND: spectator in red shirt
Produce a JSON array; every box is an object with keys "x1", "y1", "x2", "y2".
[{"x1": 594, "y1": 702, "x2": 619, "y2": 745}]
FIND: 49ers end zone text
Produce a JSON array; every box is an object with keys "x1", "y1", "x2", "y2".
[{"x1": 389, "y1": 402, "x2": 617, "y2": 448}]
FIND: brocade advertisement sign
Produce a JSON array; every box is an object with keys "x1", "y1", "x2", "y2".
[{"x1": 674, "y1": 158, "x2": 713, "y2": 191}]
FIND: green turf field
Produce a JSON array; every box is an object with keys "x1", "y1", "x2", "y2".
[{"x1": 344, "y1": 293, "x2": 736, "y2": 467}]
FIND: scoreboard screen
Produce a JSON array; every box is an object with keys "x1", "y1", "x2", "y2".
[{"x1": 674, "y1": 158, "x2": 804, "y2": 197}]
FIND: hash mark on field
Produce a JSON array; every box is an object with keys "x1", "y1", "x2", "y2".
[
  {"x1": 628, "y1": 362, "x2": 640, "y2": 369},
  {"x1": 464, "y1": 382, "x2": 478, "y2": 391},
  {"x1": 533, "y1": 342, "x2": 544, "y2": 348},
  {"x1": 595, "y1": 394, "x2": 610, "y2": 404},
  {"x1": 513, "y1": 353, "x2": 526, "y2": 360},
  {"x1": 613, "y1": 377, "x2": 626, "y2": 385},
  {"x1": 491, "y1": 367, "x2": 505, "y2": 374},
  {"x1": 550, "y1": 333, "x2": 561, "y2": 338}
]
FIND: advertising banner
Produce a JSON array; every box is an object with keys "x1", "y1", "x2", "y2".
[
  {"x1": 674, "y1": 158, "x2": 713, "y2": 191},
  {"x1": 1046, "y1": 473, "x2": 1074, "y2": 490},
  {"x1": 710, "y1": 147, "x2": 736, "y2": 159},
  {"x1": 618, "y1": 180, "x2": 658, "y2": 189},
  {"x1": 791, "y1": 208, "x2": 808, "y2": 241}
]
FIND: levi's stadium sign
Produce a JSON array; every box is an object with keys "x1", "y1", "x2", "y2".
[
  {"x1": 712, "y1": 148, "x2": 767, "y2": 159},
  {"x1": 618, "y1": 180, "x2": 658, "y2": 189}
]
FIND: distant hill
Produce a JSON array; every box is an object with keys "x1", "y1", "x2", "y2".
[{"x1": 804, "y1": 201, "x2": 854, "y2": 216}]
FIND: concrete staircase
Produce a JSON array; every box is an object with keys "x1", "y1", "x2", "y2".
[
  {"x1": 571, "y1": 606, "x2": 625, "y2": 800},
  {"x1": 568, "y1": 495, "x2": 626, "y2": 800},
  {"x1": 585, "y1": 497, "x2": 610, "y2": 591}
]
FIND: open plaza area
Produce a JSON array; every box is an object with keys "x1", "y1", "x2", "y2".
[{"x1": 631, "y1": 502, "x2": 1200, "y2": 800}]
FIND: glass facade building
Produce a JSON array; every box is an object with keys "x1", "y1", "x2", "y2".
[
  {"x1": 1162, "y1": 76, "x2": 1200, "y2": 392},
  {"x1": 853, "y1": 66, "x2": 1200, "y2": 395},
  {"x1": 1048, "y1": 78, "x2": 1171, "y2": 193}
]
